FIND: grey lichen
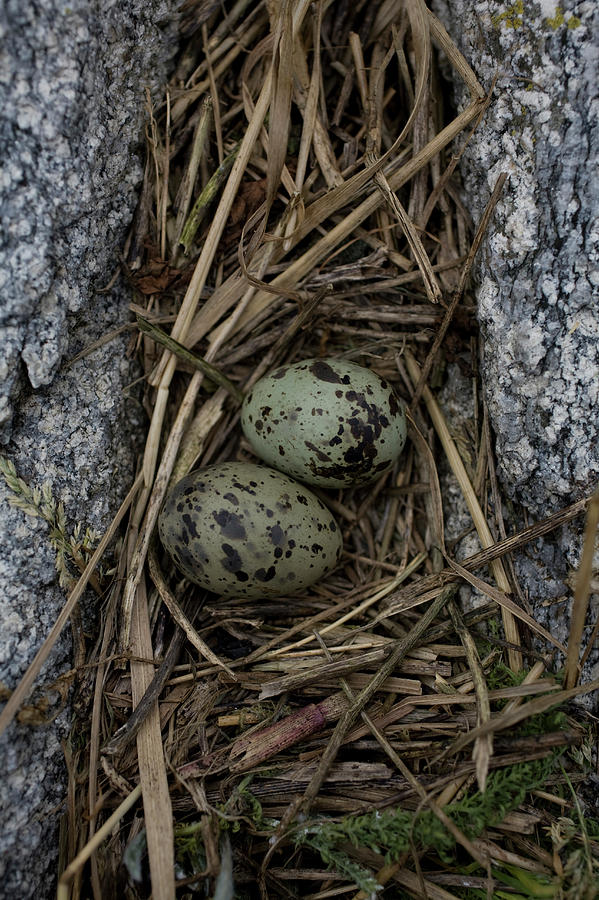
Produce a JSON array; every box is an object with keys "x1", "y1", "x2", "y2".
[{"x1": 432, "y1": 0, "x2": 599, "y2": 515}]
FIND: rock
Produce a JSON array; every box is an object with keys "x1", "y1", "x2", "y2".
[
  {"x1": 437, "y1": 354, "x2": 598, "y2": 693},
  {"x1": 431, "y1": 0, "x2": 599, "y2": 516},
  {"x1": 430, "y1": 1, "x2": 598, "y2": 691},
  {"x1": 0, "y1": 1, "x2": 179, "y2": 896},
  {"x1": 0, "y1": 0, "x2": 177, "y2": 440},
  {"x1": 0, "y1": 298, "x2": 145, "y2": 896}
]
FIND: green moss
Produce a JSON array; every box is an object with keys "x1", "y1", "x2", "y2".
[
  {"x1": 174, "y1": 821, "x2": 207, "y2": 877},
  {"x1": 298, "y1": 753, "x2": 561, "y2": 893},
  {"x1": 492, "y1": 1, "x2": 524, "y2": 29},
  {"x1": 493, "y1": 3, "x2": 582, "y2": 32},
  {"x1": 546, "y1": 7, "x2": 565, "y2": 29},
  {"x1": 546, "y1": 7, "x2": 582, "y2": 30}
]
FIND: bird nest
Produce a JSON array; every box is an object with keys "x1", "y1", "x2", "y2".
[{"x1": 14, "y1": 0, "x2": 595, "y2": 897}]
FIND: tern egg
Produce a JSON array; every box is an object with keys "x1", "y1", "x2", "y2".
[
  {"x1": 241, "y1": 358, "x2": 406, "y2": 488},
  {"x1": 158, "y1": 461, "x2": 343, "y2": 598}
]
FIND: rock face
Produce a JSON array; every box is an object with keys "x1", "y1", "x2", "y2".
[
  {"x1": 0, "y1": 0, "x2": 176, "y2": 440},
  {"x1": 0, "y1": 1, "x2": 178, "y2": 896},
  {"x1": 432, "y1": 0, "x2": 599, "y2": 516},
  {"x1": 432, "y1": 1, "x2": 598, "y2": 685}
]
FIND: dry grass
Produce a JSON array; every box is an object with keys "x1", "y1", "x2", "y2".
[{"x1": 2, "y1": 1, "x2": 598, "y2": 898}]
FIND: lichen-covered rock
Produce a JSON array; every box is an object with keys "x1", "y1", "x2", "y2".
[
  {"x1": 432, "y1": 0, "x2": 599, "y2": 516},
  {"x1": 0, "y1": 295, "x2": 147, "y2": 898},
  {"x1": 0, "y1": 1, "x2": 179, "y2": 896},
  {"x1": 0, "y1": 0, "x2": 178, "y2": 441}
]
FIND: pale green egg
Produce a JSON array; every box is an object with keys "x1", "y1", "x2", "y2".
[
  {"x1": 158, "y1": 461, "x2": 342, "y2": 598},
  {"x1": 241, "y1": 358, "x2": 407, "y2": 488}
]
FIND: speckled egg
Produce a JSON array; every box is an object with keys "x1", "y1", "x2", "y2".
[
  {"x1": 241, "y1": 358, "x2": 407, "y2": 488},
  {"x1": 158, "y1": 461, "x2": 342, "y2": 598}
]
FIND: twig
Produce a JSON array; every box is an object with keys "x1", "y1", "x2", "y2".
[
  {"x1": 261, "y1": 585, "x2": 456, "y2": 869},
  {"x1": 452, "y1": 496, "x2": 588, "y2": 574},
  {"x1": 137, "y1": 315, "x2": 244, "y2": 404},
  {"x1": 565, "y1": 486, "x2": 599, "y2": 687},
  {"x1": 102, "y1": 625, "x2": 186, "y2": 756},
  {"x1": 434, "y1": 677, "x2": 599, "y2": 765}
]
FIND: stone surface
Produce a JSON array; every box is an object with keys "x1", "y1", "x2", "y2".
[
  {"x1": 0, "y1": 1, "x2": 179, "y2": 896},
  {"x1": 0, "y1": 0, "x2": 177, "y2": 441},
  {"x1": 438, "y1": 359, "x2": 599, "y2": 694},
  {"x1": 432, "y1": 0, "x2": 599, "y2": 516},
  {"x1": 0, "y1": 300, "x2": 146, "y2": 897}
]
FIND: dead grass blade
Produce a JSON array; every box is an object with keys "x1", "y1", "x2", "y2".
[
  {"x1": 565, "y1": 486, "x2": 599, "y2": 687},
  {"x1": 426, "y1": 6, "x2": 486, "y2": 99},
  {"x1": 173, "y1": 98, "x2": 212, "y2": 249},
  {"x1": 212, "y1": 99, "x2": 486, "y2": 342},
  {"x1": 265, "y1": 0, "x2": 294, "y2": 215},
  {"x1": 130, "y1": 578, "x2": 175, "y2": 900},
  {"x1": 177, "y1": 143, "x2": 239, "y2": 255},
  {"x1": 57, "y1": 784, "x2": 143, "y2": 900},
  {"x1": 453, "y1": 495, "x2": 589, "y2": 573},
  {"x1": 405, "y1": 350, "x2": 522, "y2": 671},
  {"x1": 137, "y1": 315, "x2": 244, "y2": 403},
  {"x1": 445, "y1": 555, "x2": 568, "y2": 656},
  {"x1": 264, "y1": 553, "x2": 426, "y2": 659},
  {"x1": 148, "y1": 542, "x2": 236, "y2": 677},
  {"x1": 407, "y1": 417, "x2": 445, "y2": 553},
  {"x1": 294, "y1": 3, "x2": 322, "y2": 193},
  {"x1": 160, "y1": 91, "x2": 171, "y2": 261},
  {"x1": 171, "y1": 387, "x2": 228, "y2": 483},
  {"x1": 229, "y1": 693, "x2": 349, "y2": 774},
  {"x1": 371, "y1": 169, "x2": 443, "y2": 304},
  {"x1": 141, "y1": 70, "x2": 273, "y2": 489},
  {"x1": 448, "y1": 598, "x2": 492, "y2": 792},
  {"x1": 119, "y1": 370, "x2": 205, "y2": 652}
]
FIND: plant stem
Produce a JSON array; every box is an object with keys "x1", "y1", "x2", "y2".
[{"x1": 137, "y1": 315, "x2": 244, "y2": 404}]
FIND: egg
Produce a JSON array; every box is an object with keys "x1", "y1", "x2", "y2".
[
  {"x1": 158, "y1": 461, "x2": 342, "y2": 598},
  {"x1": 241, "y1": 358, "x2": 407, "y2": 488}
]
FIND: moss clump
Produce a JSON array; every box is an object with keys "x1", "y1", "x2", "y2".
[
  {"x1": 492, "y1": 1, "x2": 524, "y2": 29},
  {"x1": 298, "y1": 753, "x2": 559, "y2": 892},
  {"x1": 492, "y1": 3, "x2": 582, "y2": 32},
  {"x1": 546, "y1": 7, "x2": 582, "y2": 30}
]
